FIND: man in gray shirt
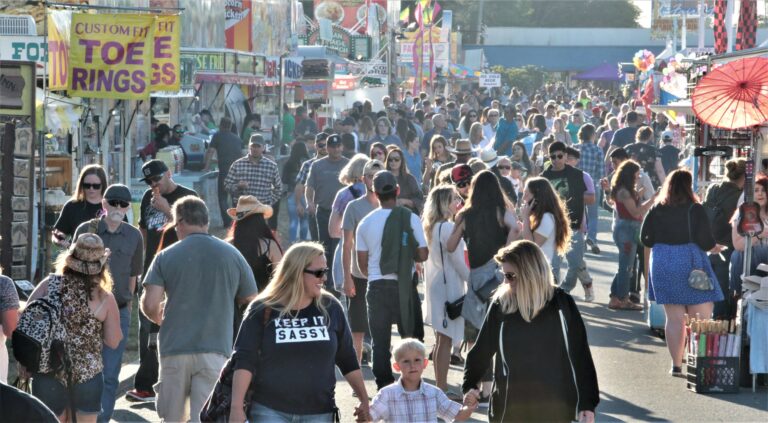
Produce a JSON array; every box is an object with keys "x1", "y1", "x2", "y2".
[
  {"x1": 306, "y1": 134, "x2": 349, "y2": 292},
  {"x1": 341, "y1": 159, "x2": 382, "y2": 364},
  {"x1": 140, "y1": 196, "x2": 258, "y2": 422},
  {"x1": 73, "y1": 184, "x2": 143, "y2": 423}
]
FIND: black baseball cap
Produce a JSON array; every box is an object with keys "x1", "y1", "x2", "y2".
[
  {"x1": 373, "y1": 170, "x2": 398, "y2": 194},
  {"x1": 315, "y1": 132, "x2": 329, "y2": 142},
  {"x1": 104, "y1": 184, "x2": 132, "y2": 203},
  {"x1": 140, "y1": 160, "x2": 169, "y2": 182},
  {"x1": 326, "y1": 134, "x2": 342, "y2": 147}
]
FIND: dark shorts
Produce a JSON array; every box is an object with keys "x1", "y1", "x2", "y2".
[
  {"x1": 348, "y1": 276, "x2": 369, "y2": 333},
  {"x1": 32, "y1": 372, "x2": 103, "y2": 415}
]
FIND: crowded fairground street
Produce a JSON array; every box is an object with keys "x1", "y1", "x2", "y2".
[{"x1": 1, "y1": 1, "x2": 767, "y2": 422}]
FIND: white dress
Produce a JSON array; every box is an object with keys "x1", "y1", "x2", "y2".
[{"x1": 423, "y1": 221, "x2": 470, "y2": 346}]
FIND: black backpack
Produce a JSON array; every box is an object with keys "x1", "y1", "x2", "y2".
[
  {"x1": 703, "y1": 183, "x2": 742, "y2": 244},
  {"x1": 11, "y1": 276, "x2": 68, "y2": 374}
]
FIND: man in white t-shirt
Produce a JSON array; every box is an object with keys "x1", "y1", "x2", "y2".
[{"x1": 356, "y1": 170, "x2": 428, "y2": 390}]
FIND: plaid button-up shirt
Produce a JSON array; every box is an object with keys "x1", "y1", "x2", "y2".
[
  {"x1": 576, "y1": 142, "x2": 604, "y2": 181},
  {"x1": 296, "y1": 156, "x2": 319, "y2": 186},
  {"x1": 223, "y1": 155, "x2": 282, "y2": 206},
  {"x1": 368, "y1": 379, "x2": 461, "y2": 423}
]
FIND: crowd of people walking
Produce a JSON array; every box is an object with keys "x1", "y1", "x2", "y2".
[{"x1": 3, "y1": 82, "x2": 745, "y2": 423}]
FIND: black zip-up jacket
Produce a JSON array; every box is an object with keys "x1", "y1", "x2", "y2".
[{"x1": 462, "y1": 289, "x2": 599, "y2": 422}]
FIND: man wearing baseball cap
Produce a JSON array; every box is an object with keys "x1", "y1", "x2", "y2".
[
  {"x1": 295, "y1": 132, "x2": 330, "y2": 241},
  {"x1": 223, "y1": 133, "x2": 282, "y2": 229},
  {"x1": 432, "y1": 139, "x2": 477, "y2": 188},
  {"x1": 658, "y1": 130, "x2": 680, "y2": 174},
  {"x1": 128, "y1": 160, "x2": 197, "y2": 403},
  {"x1": 73, "y1": 184, "x2": 144, "y2": 421},
  {"x1": 356, "y1": 170, "x2": 428, "y2": 390},
  {"x1": 341, "y1": 159, "x2": 383, "y2": 364}
]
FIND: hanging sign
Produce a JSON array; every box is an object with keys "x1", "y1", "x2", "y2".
[
  {"x1": 48, "y1": 10, "x2": 72, "y2": 91},
  {"x1": 151, "y1": 15, "x2": 181, "y2": 92},
  {"x1": 68, "y1": 13, "x2": 156, "y2": 99},
  {"x1": 479, "y1": 73, "x2": 501, "y2": 88}
]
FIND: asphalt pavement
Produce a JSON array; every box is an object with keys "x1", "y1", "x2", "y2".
[{"x1": 111, "y1": 212, "x2": 767, "y2": 422}]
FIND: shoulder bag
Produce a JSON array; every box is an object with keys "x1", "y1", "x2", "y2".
[
  {"x1": 441, "y1": 222, "x2": 464, "y2": 321},
  {"x1": 200, "y1": 306, "x2": 272, "y2": 423},
  {"x1": 687, "y1": 204, "x2": 715, "y2": 291}
]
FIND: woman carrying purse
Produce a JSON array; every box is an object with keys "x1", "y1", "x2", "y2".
[{"x1": 422, "y1": 186, "x2": 468, "y2": 395}]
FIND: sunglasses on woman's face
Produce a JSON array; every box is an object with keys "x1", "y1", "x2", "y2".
[
  {"x1": 456, "y1": 180, "x2": 470, "y2": 189},
  {"x1": 82, "y1": 183, "x2": 101, "y2": 190},
  {"x1": 498, "y1": 165, "x2": 511, "y2": 170},
  {"x1": 389, "y1": 157, "x2": 401, "y2": 162},
  {"x1": 304, "y1": 268, "x2": 330, "y2": 278},
  {"x1": 469, "y1": 114, "x2": 477, "y2": 118},
  {"x1": 504, "y1": 272, "x2": 517, "y2": 281}
]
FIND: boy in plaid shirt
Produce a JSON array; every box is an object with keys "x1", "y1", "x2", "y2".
[{"x1": 364, "y1": 339, "x2": 477, "y2": 422}]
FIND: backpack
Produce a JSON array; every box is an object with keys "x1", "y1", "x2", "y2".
[
  {"x1": 11, "y1": 275, "x2": 68, "y2": 374},
  {"x1": 703, "y1": 182, "x2": 741, "y2": 244}
]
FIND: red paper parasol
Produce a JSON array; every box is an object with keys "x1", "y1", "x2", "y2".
[{"x1": 691, "y1": 57, "x2": 768, "y2": 129}]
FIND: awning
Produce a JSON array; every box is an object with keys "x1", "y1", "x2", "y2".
[
  {"x1": 572, "y1": 63, "x2": 620, "y2": 81},
  {"x1": 151, "y1": 89, "x2": 196, "y2": 98},
  {"x1": 195, "y1": 73, "x2": 264, "y2": 85},
  {"x1": 649, "y1": 100, "x2": 693, "y2": 116},
  {"x1": 36, "y1": 88, "x2": 82, "y2": 133}
]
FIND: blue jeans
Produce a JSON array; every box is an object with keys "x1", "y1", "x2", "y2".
[
  {"x1": 99, "y1": 305, "x2": 131, "y2": 423},
  {"x1": 587, "y1": 184, "x2": 600, "y2": 243},
  {"x1": 32, "y1": 372, "x2": 104, "y2": 416},
  {"x1": 552, "y1": 231, "x2": 586, "y2": 293},
  {"x1": 249, "y1": 402, "x2": 334, "y2": 422},
  {"x1": 287, "y1": 195, "x2": 309, "y2": 243},
  {"x1": 610, "y1": 219, "x2": 640, "y2": 299}
]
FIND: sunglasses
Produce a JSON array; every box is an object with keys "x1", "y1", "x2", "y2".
[
  {"x1": 107, "y1": 200, "x2": 130, "y2": 208},
  {"x1": 144, "y1": 175, "x2": 163, "y2": 185},
  {"x1": 304, "y1": 267, "x2": 330, "y2": 278},
  {"x1": 497, "y1": 165, "x2": 511, "y2": 170},
  {"x1": 550, "y1": 153, "x2": 564, "y2": 160},
  {"x1": 389, "y1": 157, "x2": 401, "y2": 162},
  {"x1": 456, "y1": 180, "x2": 470, "y2": 189},
  {"x1": 316, "y1": 143, "x2": 327, "y2": 149},
  {"x1": 174, "y1": 130, "x2": 184, "y2": 134},
  {"x1": 468, "y1": 114, "x2": 477, "y2": 118},
  {"x1": 504, "y1": 272, "x2": 517, "y2": 281},
  {"x1": 82, "y1": 183, "x2": 102, "y2": 190},
  {"x1": 489, "y1": 114, "x2": 499, "y2": 118}
]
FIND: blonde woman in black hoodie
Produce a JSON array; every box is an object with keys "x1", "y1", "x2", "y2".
[{"x1": 463, "y1": 240, "x2": 599, "y2": 423}]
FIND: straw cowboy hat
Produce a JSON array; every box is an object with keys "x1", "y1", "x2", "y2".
[
  {"x1": 227, "y1": 195, "x2": 273, "y2": 221},
  {"x1": 66, "y1": 233, "x2": 110, "y2": 275},
  {"x1": 446, "y1": 139, "x2": 479, "y2": 155},
  {"x1": 479, "y1": 148, "x2": 502, "y2": 168}
]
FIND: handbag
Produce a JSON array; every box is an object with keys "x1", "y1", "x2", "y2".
[
  {"x1": 687, "y1": 205, "x2": 715, "y2": 291},
  {"x1": 439, "y1": 223, "x2": 464, "y2": 321},
  {"x1": 200, "y1": 306, "x2": 271, "y2": 423},
  {"x1": 473, "y1": 274, "x2": 501, "y2": 303}
]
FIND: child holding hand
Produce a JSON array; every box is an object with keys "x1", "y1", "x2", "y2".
[{"x1": 361, "y1": 338, "x2": 478, "y2": 422}]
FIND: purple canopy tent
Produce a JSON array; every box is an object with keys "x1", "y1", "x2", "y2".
[{"x1": 572, "y1": 62, "x2": 621, "y2": 81}]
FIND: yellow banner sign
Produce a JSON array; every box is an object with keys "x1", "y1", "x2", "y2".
[
  {"x1": 68, "y1": 13, "x2": 155, "y2": 99},
  {"x1": 48, "y1": 10, "x2": 71, "y2": 91},
  {"x1": 150, "y1": 15, "x2": 180, "y2": 92}
]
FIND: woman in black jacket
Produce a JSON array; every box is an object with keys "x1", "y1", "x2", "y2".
[
  {"x1": 640, "y1": 169, "x2": 724, "y2": 376},
  {"x1": 463, "y1": 240, "x2": 598, "y2": 422}
]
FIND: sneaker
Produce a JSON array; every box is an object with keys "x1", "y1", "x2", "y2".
[
  {"x1": 670, "y1": 366, "x2": 685, "y2": 378},
  {"x1": 450, "y1": 354, "x2": 465, "y2": 365},
  {"x1": 583, "y1": 285, "x2": 595, "y2": 303},
  {"x1": 586, "y1": 239, "x2": 600, "y2": 254},
  {"x1": 477, "y1": 394, "x2": 490, "y2": 408},
  {"x1": 125, "y1": 389, "x2": 155, "y2": 402}
]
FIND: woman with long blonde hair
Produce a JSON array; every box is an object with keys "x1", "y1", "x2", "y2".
[
  {"x1": 229, "y1": 242, "x2": 369, "y2": 422},
  {"x1": 468, "y1": 122, "x2": 488, "y2": 150},
  {"x1": 463, "y1": 240, "x2": 599, "y2": 423},
  {"x1": 422, "y1": 185, "x2": 468, "y2": 393}
]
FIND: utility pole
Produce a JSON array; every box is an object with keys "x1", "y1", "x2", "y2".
[
  {"x1": 388, "y1": 0, "x2": 398, "y2": 101},
  {"x1": 476, "y1": 0, "x2": 485, "y2": 44}
]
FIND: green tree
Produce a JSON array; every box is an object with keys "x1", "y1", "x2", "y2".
[{"x1": 491, "y1": 65, "x2": 546, "y2": 95}]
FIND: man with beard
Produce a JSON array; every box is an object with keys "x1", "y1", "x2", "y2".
[{"x1": 73, "y1": 184, "x2": 144, "y2": 422}]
